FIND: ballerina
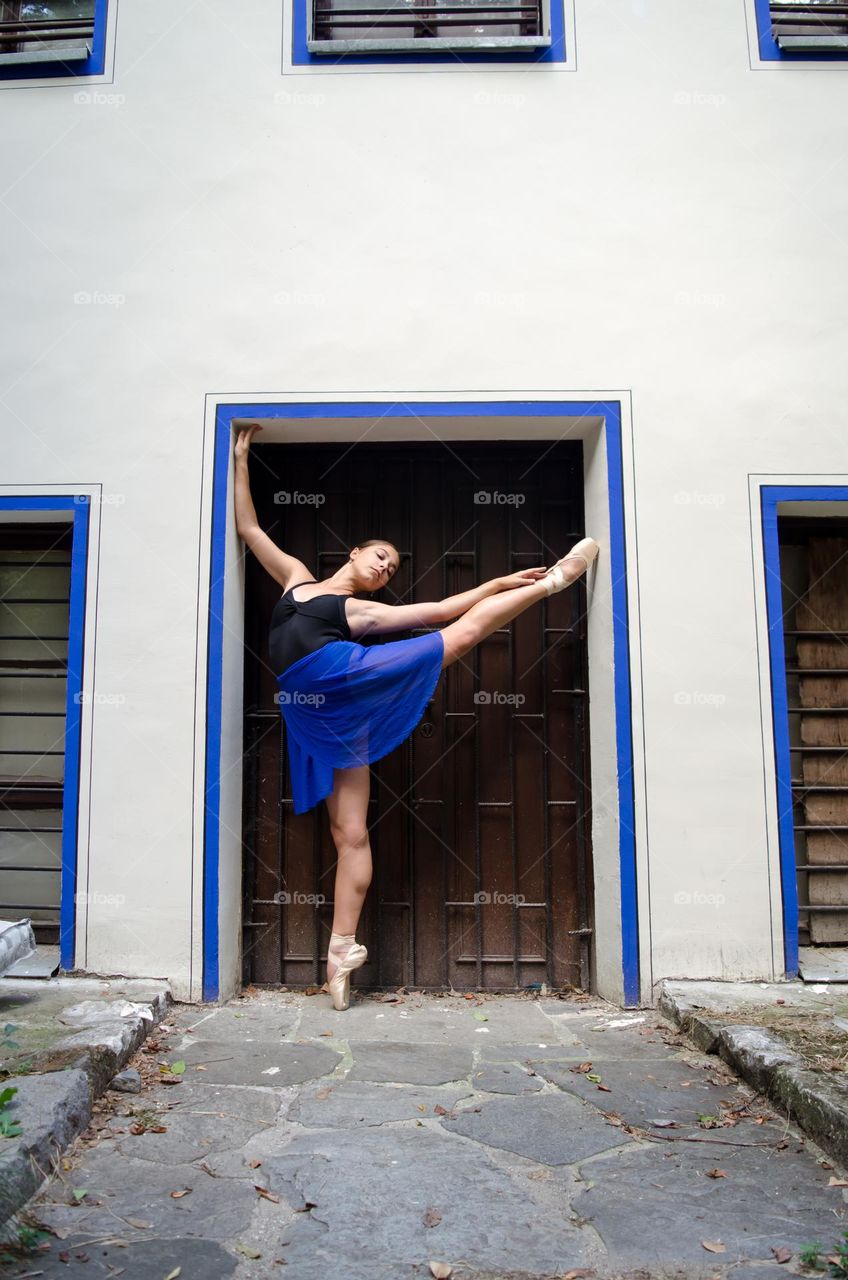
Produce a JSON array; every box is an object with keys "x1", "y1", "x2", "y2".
[{"x1": 234, "y1": 425, "x2": 599, "y2": 1010}]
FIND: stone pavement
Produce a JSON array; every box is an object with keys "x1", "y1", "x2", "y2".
[{"x1": 3, "y1": 988, "x2": 847, "y2": 1279}]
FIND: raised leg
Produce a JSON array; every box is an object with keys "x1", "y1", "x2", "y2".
[
  {"x1": 323, "y1": 762, "x2": 372, "y2": 984},
  {"x1": 440, "y1": 552, "x2": 590, "y2": 669}
]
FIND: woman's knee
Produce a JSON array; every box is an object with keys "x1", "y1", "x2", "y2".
[{"x1": 329, "y1": 820, "x2": 370, "y2": 855}]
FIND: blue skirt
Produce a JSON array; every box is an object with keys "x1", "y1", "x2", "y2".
[{"x1": 275, "y1": 630, "x2": 445, "y2": 815}]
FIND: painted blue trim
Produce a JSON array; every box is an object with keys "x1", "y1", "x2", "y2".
[
  {"x1": 603, "y1": 405, "x2": 639, "y2": 1005},
  {"x1": 203, "y1": 422, "x2": 231, "y2": 1000},
  {"x1": 292, "y1": 0, "x2": 565, "y2": 66},
  {"x1": 205, "y1": 399, "x2": 637, "y2": 1003},
  {"x1": 0, "y1": 0, "x2": 109, "y2": 82},
  {"x1": 753, "y1": 0, "x2": 848, "y2": 62},
  {"x1": 0, "y1": 495, "x2": 87, "y2": 971},
  {"x1": 760, "y1": 485, "x2": 848, "y2": 978}
]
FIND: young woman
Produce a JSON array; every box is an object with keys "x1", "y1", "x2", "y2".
[{"x1": 234, "y1": 425, "x2": 599, "y2": 1010}]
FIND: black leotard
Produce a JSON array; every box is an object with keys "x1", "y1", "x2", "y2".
[{"x1": 269, "y1": 581, "x2": 352, "y2": 676}]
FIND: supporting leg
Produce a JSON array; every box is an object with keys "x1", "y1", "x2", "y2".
[{"x1": 323, "y1": 762, "x2": 372, "y2": 984}]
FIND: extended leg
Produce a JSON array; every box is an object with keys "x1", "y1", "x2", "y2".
[{"x1": 440, "y1": 551, "x2": 590, "y2": 670}]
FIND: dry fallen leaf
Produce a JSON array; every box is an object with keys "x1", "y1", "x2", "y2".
[
  {"x1": 705, "y1": 1169, "x2": 727, "y2": 1179},
  {"x1": 828, "y1": 1176, "x2": 848, "y2": 1187},
  {"x1": 423, "y1": 1207, "x2": 443, "y2": 1227},
  {"x1": 164, "y1": 1269, "x2": 182, "y2": 1279},
  {"x1": 702, "y1": 1241, "x2": 726, "y2": 1253},
  {"x1": 170, "y1": 1188, "x2": 192, "y2": 1199},
  {"x1": 771, "y1": 1245, "x2": 792, "y2": 1263},
  {"x1": 248, "y1": 1159, "x2": 262, "y2": 1169},
  {"x1": 255, "y1": 1185, "x2": 281, "y2": 1204},
  {"x1": 125, "y1": 1217, "x2": 153, "y2": 1230},
  {"x1": 429, "y1": 1263, "x2": 452, "y2": 1278}
]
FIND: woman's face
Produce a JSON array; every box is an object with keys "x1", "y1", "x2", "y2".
[{"x1": 353, "y1": 544, "x2": 399, "y2": 590}]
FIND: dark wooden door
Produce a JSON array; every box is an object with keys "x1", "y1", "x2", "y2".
[{"x1": 242, "y1": 440, "x2": 593, "y2": 992}]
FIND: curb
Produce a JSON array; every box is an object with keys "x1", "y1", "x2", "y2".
[
  {"x1": 658, "y1": 981, "x2": 848, "y2": 1170},
  {"x1": 0, "y1": 986, "x2": 172, "y2": 1227}
]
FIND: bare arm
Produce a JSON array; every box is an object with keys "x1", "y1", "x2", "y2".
[
  {"x1": 233, "y1": 426, "x2": 313, "y2": 590},
  {"x1": 351, "y1": 569, "x2": 548, "y2": 638}
]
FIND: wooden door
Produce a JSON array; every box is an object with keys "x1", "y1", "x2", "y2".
[{"x1": 242, "y1": 441, "x2": 593, "y2": 991}]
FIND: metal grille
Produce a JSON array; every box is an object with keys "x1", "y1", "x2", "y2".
[
  {"x1": 770, "y1": 1, "x2": 848, "y2": 52},
  {"x1": 778, "y1": 518, "x2": 848, "y2": 946},
  {"x1": 0, "y1": 523, "x2": 72, "y2": 943},
  {"x1": 308, "y1": 0, "x2": 549, "y2": 53},
  {"x1": 241, "y1": 440, "x2": 593, "y2": 993}
]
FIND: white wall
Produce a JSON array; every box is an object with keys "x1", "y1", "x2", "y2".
[{"x1": 1, "y1": 0, "x2": 846, "y2": 1002}]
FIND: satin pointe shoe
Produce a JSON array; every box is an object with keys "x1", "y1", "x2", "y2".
[
  {"x1": 542, "y1": 537, "x2": 600, "y2": 595},
  {"x1": 326, "y1": 931, "x2": 368, "y2": 1011}
]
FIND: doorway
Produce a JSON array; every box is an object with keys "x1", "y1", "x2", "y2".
[{"x1": 241, "y1": 440, "x2": 594, "y2": 992}]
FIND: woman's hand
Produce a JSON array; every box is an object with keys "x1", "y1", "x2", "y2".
[
  {"x1": 498, "y1": 567, "x2": 549, "y2": 591},
  {"x1": 234, "y1": 423, "x2": 262, "y2": 463}
]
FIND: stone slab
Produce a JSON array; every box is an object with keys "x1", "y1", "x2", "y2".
[
  {"x1": 266, "y1": 1125, "x2": 594, "y2": 1278},
  {"x1": 440, "y1": 1091, "x2": 634, "y2": 1165},
  {"x1": 163, "y1": 1037, "x2": 341, "y2": 1086},
  {"x1": 287, "y1": 1079, "x2": 476, "y2": 1126},
  {"x1": 347, "y1": 1040, "x2": 473, "y2": 1084}
]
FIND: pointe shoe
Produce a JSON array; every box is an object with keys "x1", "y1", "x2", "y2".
[
  {"x1": 326, "y1": 932, "x2": 368, "y2": 1011},
  {"x1": 542, "y1": 537, "x2": 599, "y2": 595}
]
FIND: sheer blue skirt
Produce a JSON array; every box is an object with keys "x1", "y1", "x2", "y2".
[{"x1": 275, "y1": 630, "x2": 445, "y2": 815}]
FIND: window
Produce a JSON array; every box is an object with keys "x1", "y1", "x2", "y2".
[
  {"x1": 290, "y1": 0, "x2": 568, "y2": 67},
  {"x1": 0, "y1": 522, "x2": 72, "y2": 966},
  {"x1": 0, "y1": 0, "x2": 107, "y2": 81},
  {"x1": 755, "y1": 0, "x2": 848, "y2": 61},
  {"x1": 308, "y1": 0, "x2": 550, "y2": 55}
]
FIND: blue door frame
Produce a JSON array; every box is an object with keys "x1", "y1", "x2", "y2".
[
  {"x1": 204, "y1": 401, "x2": 638, "y2": 1003},
  {"x1": 761, "y1": 485, "x2": 848, "y2": 978},
  {"x1": 0, "y1": 495, "x2": 89, "y2": 971}
]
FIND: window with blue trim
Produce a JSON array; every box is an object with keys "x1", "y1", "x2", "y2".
[
  {"x1": 755, "y1": 0, "x2": 848, "y2": 61},
  {"x1": 0, "y1": 0, "x2": 107, "y2": 81},
  {"x1": 293, "y1": 0, "x2": 565, "y2": 64}
]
